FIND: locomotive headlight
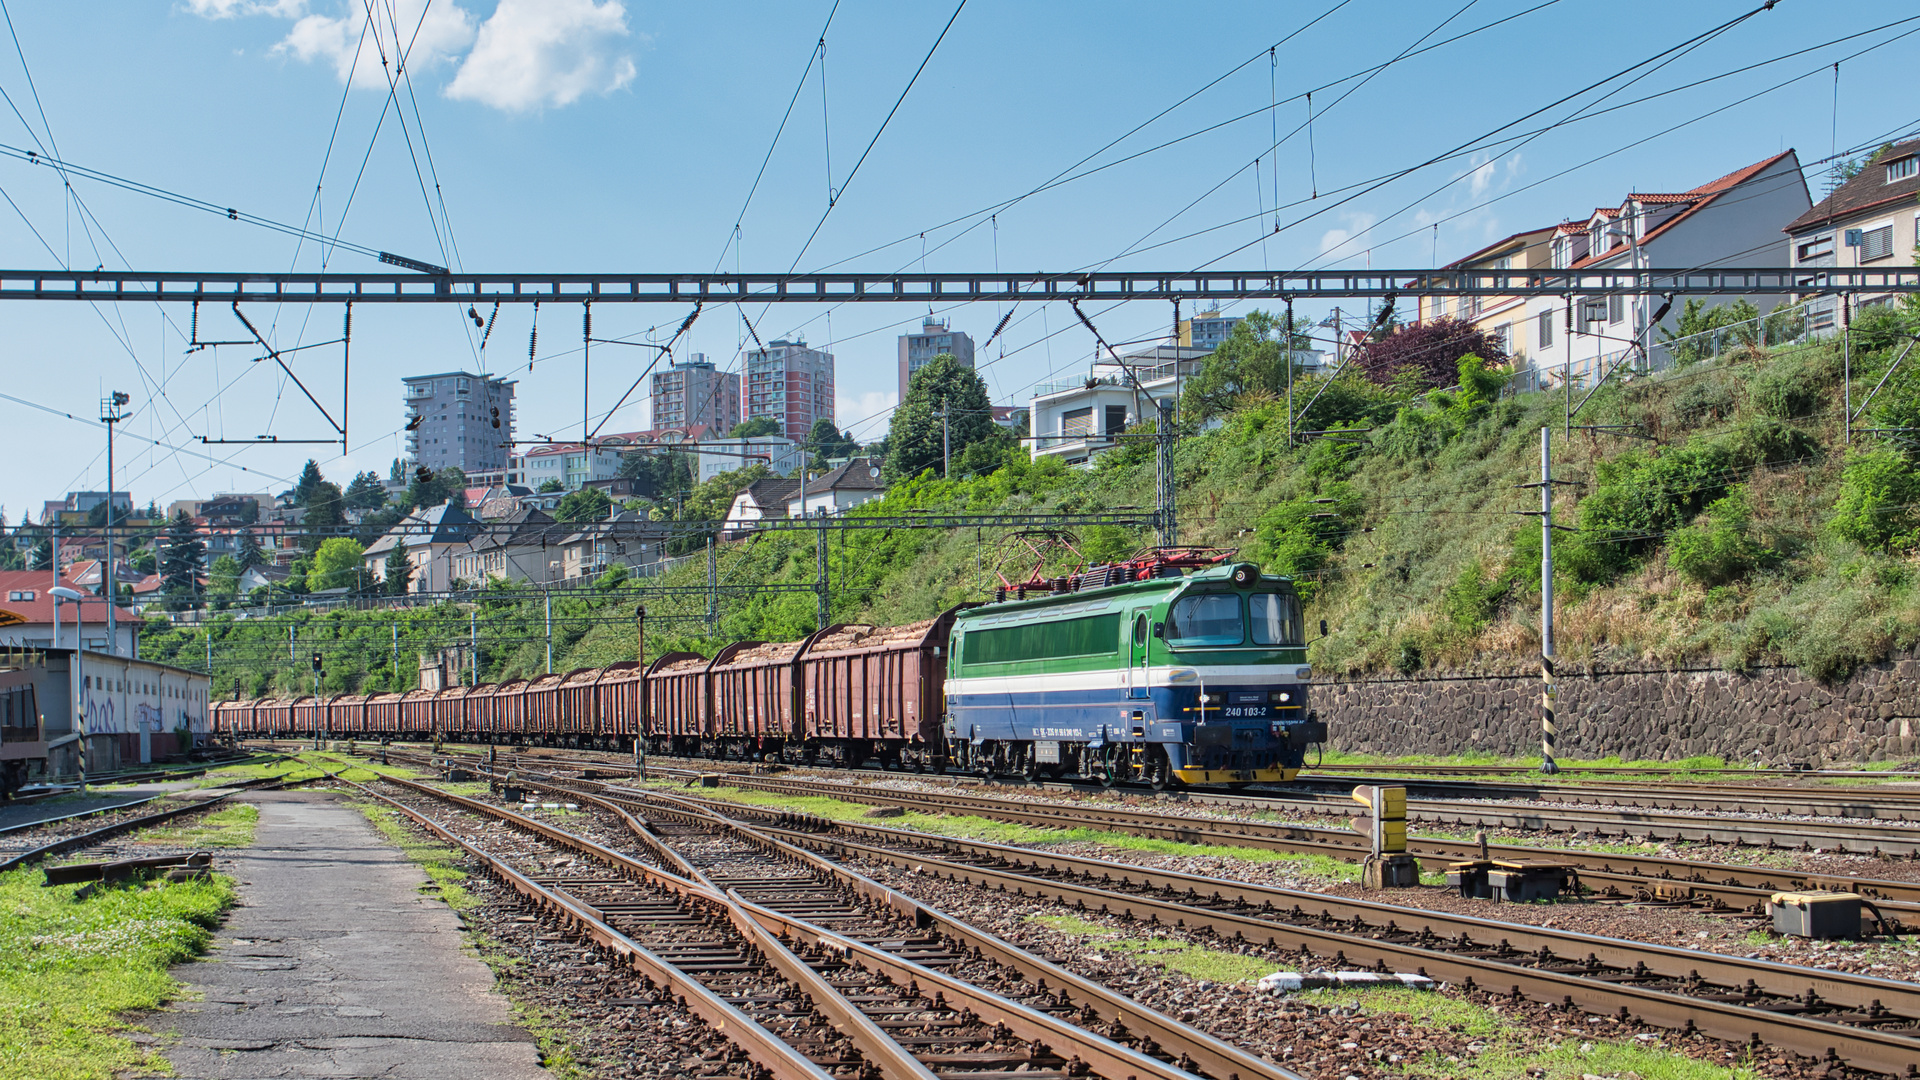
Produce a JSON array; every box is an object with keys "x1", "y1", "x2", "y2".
[
  {"x1": 1270, "y1": 691, "x2": 1291, "y2": 704},
  {"x1": 1198, "y1": 693, "x2": 1222, "y2": 704}
]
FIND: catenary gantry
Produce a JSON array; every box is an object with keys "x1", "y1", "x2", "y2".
[{"x1": 0, "y1": 265, "x2": 1914, "y2": 303}]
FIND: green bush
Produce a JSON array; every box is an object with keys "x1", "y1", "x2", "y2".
[
  {"x1": 1829, "y1": 446, "x2": 1920, "y2": 551},
  {"x1": 1667, "y1": 488, "x2": 1774, "y2": 586},
  {"x1": 1566, "y1": 440, "x2": 1734, "y2": 582}
]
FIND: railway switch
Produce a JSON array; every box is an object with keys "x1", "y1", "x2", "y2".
[
  {"x1": 1350, "y1": 785, "x2": 1420, "y2": 888},
  {"x1": 1770, "y1": 891, "x2": 1863, "y2": 939}
]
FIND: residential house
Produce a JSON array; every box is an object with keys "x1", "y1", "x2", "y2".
[
  {"x1": 1786, "y1": 138, "x2": 1920, "y2": 333},
  {"x1": 556, "y1": 512, "x2": 671, "y2": 583},
  {"x1": 448, "y1": 505, "x2": 566, "y2": 586},
  {"x1": 508, "y1": 442, "x2": 624, "y2": 492},
  {"x1": 1519, "y1": 150, "x2": 1810, "y2": 391},
  {"x1": 724, "y1": 478, "x2": 801, "y2": 537},
  {"x1": 787, "y1": 458, "x2": 886, "y2": 517},
  {"x1": 360, "y1": 502, "x2": 482, "y2": 593},
  {"x1": 236, "y1": 563, "x2": 292, "y2": 597},
  {"x1": 0, "y1": 570, "x2": 140, "y2": 654},
  {"x1": 693, "y1": 437, "x2": 806, "y2": 483},
  {"x1": 1419, "y1": 225, "x2": 1557, "y2": 364}
]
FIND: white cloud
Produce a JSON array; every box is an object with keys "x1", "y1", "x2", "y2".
[
  {"x1": 276, "y1": 0, "x2": 477, "y2": 89},
  {"x1": 186, "y1": 0, "x2": 306, "y2": 17},
  {"x1": 838, "y1": 390, "x2": 897, "y2": 433},
  {"x1": 1468, "y1": 154, "x2": 1496, "y2": 198},
  {"x1": 444, "y1": 0, "x2": 637, "y2": 112},
  {"x1": 1318, "y1": 212, "x2": 1377, "y2": 261}
]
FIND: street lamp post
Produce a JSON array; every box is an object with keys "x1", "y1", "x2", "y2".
[{"x1": 50, "y1": 586, "x2": 91, "y2": 793}]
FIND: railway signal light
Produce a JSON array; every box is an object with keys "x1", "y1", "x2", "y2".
[{"x1": 311, "y1": 652, "x2": 323, "y2": 673}]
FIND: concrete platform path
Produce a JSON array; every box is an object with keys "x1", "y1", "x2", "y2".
[{"x1": 157, "y1": 789, "x2": 549, "y2": 1079}]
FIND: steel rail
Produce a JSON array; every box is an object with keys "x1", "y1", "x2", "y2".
[
  {"x1": 381, "y1": 770, "x2": 1228, "y2": 1080},
  {"x1": 0, "y1": 772, "x2": 294, "y2": 874},
  {"x1": 338, "y1": 777, "x2": 841, "y2": 1080},
  {"x1": 667, "y1": 770, "x2": 1920, "y2": 858},
  {"x1": 1292, "y1": 774, "x2": 1920, "y2": 822},
  {"x1": 643, "y1": 788, "x2": 1307, "y2": 1080},
  {"x1": 457, "y1": 752, "x2": 1920, "y2": 917},
  {"x1": 637, "y1": 798, "x2": 1920, "y2": 1076},
  {"x1": 762, "y1": 822, "x2": 1920, "y2": 1075},
  {"x1": 555, "y1": 774, "x2": 1920, "y2": 1076},
  {"x1": 506, "y1": 772, "x2": 1302, "y2": 1080},
  {"x1": 731, "y1": 805, "x2": 1920, "y2": 1026}
]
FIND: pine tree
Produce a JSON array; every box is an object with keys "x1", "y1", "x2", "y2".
[
  {"x1": 344, "y1": 471, "x2": 387, "y2": 510},
  {"x1": 292, "y1": 460, "x2": 326, "y2": 505},
  {"x1": 160, "y1": 509, "x2": 206, "y2": 610},
  {"x1": 384, "y1": 540, "x2": 414, "y2": 595},
  {"x1": 234, "y1": 528, "x2": 267, "y2": 570}
]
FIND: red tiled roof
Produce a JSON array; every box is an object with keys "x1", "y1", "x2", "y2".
[
  {"x1": 1569, "y1": 149, "x2": 1798, "y2": 269},
  {"x1": 0, "y1": 570, "x2": 140, "y2": 625}
]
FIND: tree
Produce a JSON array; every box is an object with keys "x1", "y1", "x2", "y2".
[
  {"x1": 621, "y1": 450, "x2": 692, "y2": 502},
  {"x1": 129, "y1": 545, "x2": 157, "y2": 574},
  {"x1": 344, "y1": 470, "x2": 388, "y2": 510},
  {"x1": 291, "y1": 459, "x2": 326, "y2": 506},
  {"x1": 384, "y1": 540, "x2": 414, "y2": 595},
  {"x1": 160, "y1": 509, "x2": 206, "y2": 610},
  {"x1": 234, "y1": 528, "x2": 267, "y2": 570},
  {"x1": 207, "y1": 555, "x2": 243, "y2": 608},
  {"x1": 729, "y1": 416, "x2": 781, "y2": 438},
  {"x1": 405, "y1": 466, "x2": 467, "y2": 510},
  {"x1": 389, "y1": 457, "x2": 407, "y2": 483},
  {"x1": 1352, "y1": 316, "x2": 1510, "y2": 390},
  {"x1": 803, "y1": 418, "x2": 861, "y2": 471},
  {"x1": 884, "y1": 354, "x2": 995, "y2": 482},
  {"x1": 554, "y1": 487, "x2": 612, "y2": 524},
  {"x1": 309, "y1": 537, "x2": 367, "y2": 591},
  {"x1": 1180, "y1": 310, "x2": 1319, "y2": 421},
  {"x1": 301, "y1": 481, "x2": 345, "y2": 552},
  {"x1": 26, "y1": 532, "x2": 51, "y2": 571},
  {"x1": 537, "y1": 478, "x2": 565, "y2": 493}
]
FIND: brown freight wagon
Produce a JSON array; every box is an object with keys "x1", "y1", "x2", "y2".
[
  {"x1": 489, "y1": 679, "x2": 531, "y2": 740},
  {"x1": 213, "y1": 698, "x2": 254, "y2": 738},
  {"x1": 330, "y1": 693, "x2": 372, "y2": 737},
  {"x1": 707, "y1": 634, "x2": 824, "y2": 760},
  {"x1": 257, "y1": 697, "x2": 297, "y2": 737},
  {"x1": 556, "y1": 668, "x2": 605, "y2": 742},
  {"x1": 364, "y1": 691, "x2": 405, "y2": 737},
  {"x1": 287, "y1": 695, "x2": 321, "y2": 740},
  {"x1": 594, "y1": 661, "x2": 644, "y2": 741},
  {"x1": 800, "y1": 609, "x2": 961, "y2": 770},
  {"x1": 458, "y1": 680, "x2": 499, "y2": 737},
  {"x1": 644, "y1": 653, "x2": 709, "y2": 755},
  {"x1": 440, "y1": 684, "x2": 479, "y2": 738},
  {"x1": 519, "y1": 673, "x2": 567, "y2": 738},
  {"x1": 398, "y1": 688, "x2": 438, "y2": 738}
]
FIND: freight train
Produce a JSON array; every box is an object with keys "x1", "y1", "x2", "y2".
[{"x1": 216, "y1": 549, "x2": 1326, "y2": 787}]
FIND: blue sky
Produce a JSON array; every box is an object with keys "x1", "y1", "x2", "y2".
[{"x1": 1, "y1": 0, "x2": 1916, "y2": 518}]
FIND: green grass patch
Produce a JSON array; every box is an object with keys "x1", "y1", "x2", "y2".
[
  {"x1": 1026, "y1": 914, "x2": 1278, "y2": 983},
  {"x1": 127, "y1": 803, "x2": 259, "y2": 849},
  {"x1": 0, "y1": 864, "x2": 236, "y2": 1079},
  {"x1": 1296, "y1": 986, "x2": 1760, "y2": 1079},
  {"x1": 663, "y1": 781, "x2": 1381, "y2": 882}
]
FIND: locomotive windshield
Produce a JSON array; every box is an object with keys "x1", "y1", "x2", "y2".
[
  {"x1": 1165, "y1": 590, "x2": 1305, "y2": 648},
  {"x1": 1250, "y1": 591, "x2": 1304, "y2": 645}
]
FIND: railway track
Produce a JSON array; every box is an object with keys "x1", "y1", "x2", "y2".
[
  {"x1": 494, "y1": 768, "x2": 1920, "y2": 1077},
  {"x1": 401, "y1": 747, "x2": 1920, "y2": 935},
  {"x1": 355, "y1": 770, "x2": 1304, "y2": 1080},
  {"x1": 416, "y1": 743, "x2": 1920, "y2": 839},
  {"x1": 0, "y1": 765, "x2": 295, "y2": 873}
]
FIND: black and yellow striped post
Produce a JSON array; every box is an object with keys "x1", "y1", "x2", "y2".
[{"x1": 1538, "y1": 426, "x2": 1559, "y2": 775}]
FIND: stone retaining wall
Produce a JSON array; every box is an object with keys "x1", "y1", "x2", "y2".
[{"x1": 1315, "y1": 654, "x2": 1920, "y2": 765}]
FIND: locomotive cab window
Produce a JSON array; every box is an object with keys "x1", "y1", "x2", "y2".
[
  {"x1": 1165, "y1": 594, "x2": 1243, "y2": 647},
  {"x1": 1132, "y1": 614, "x2": 1148, "y2": 646},
  {"x1": 1250, "y1": 592, "x2": 1304, "y2": 646}
]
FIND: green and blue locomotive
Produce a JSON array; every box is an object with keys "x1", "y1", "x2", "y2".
[{"x1": 943, "y1": 555, "x2": 1326, "y2": 787}]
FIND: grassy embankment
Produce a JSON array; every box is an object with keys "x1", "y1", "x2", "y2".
[{"x1": 0, "y1": 801, "x2": 255, "y2": 1079}]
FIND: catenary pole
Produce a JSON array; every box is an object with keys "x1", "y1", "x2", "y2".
[
  {"x1": 545, "y1": 593, "x2": 553, "y2": 673},
  {"x1": 1156, "y1": 397, "x2": 1177, "y2": 548},
  {"x1": 1539, "y1": 426, "x2": 1558, "y2": 775}
]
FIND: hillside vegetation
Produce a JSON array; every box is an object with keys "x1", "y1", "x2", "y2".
[{"x1": 143, "y1": 300, "x2": 1920, "y2": 693}]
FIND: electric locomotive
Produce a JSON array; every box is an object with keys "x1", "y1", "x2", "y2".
[{"x1": 943, "y1": 550, "x2": 1325, "y2": 787}]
